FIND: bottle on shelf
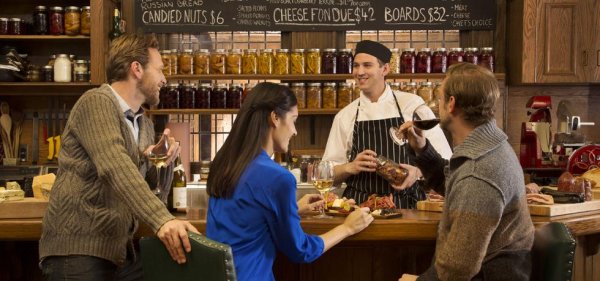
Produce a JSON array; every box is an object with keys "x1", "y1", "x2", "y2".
[
  {"x1": 109, "y1": 8, "x2": 122, "y2": 41},
  {"x1": 168, "y1": 153, "x2": 187, "y2": 212}
]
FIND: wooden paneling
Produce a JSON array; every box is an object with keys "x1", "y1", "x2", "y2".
[{"x1": 90, "y1": 0, "x2": 114, "y2": 84}]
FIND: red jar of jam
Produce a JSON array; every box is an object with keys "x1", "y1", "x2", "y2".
[
  {"x1": 415, "y1": 48, "x2": 431, "y2": 74},
  {"x1": 400, "y1": 48, "x2": 415, "y2": 74},
  {"x1": 0, "y1": 18, "x2": 7, "y2": 35},
  {"x1": 8, "y1": 18, "x2": 22, "y2": 35},
  {"x1": 321, "y1": 48, "x2": 337, "y2": 74},
  {"x1": 432, "y1": 48, "x2": 447, "y2": 73},
  {"x1": 464, "y1": 47, "x2": 479, "y2": 65},
  {"x1": 227, "y1": 83, "x2": 243, "y2": 109},
  {"x1": 447, "y1": 47, "x2": 464, "y2": 67},
  {"x1": 159, "y1": 83, "x2": 179, "y2": 109},
  {"x1": 179, "y1": 83, "x2": 195, "y2": 109},
  {"x1": 49, "y1": 7, "x2": 64, "y2": 35},
  {"x1": 195, "y1": 83, "x2": 211, "y2": 109},
  {"x1": 211, "y1": 84, "x2": 227, "y2": 109},
  {"x1": 336, "y1": 48, "x2": 353, "y2": 74},
  {"x1": 479, "y1": 47, "x2": 494, "y2": 72}
]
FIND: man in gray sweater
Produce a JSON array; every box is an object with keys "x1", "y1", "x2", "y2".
[
  {"x1": 39, "y1": 34, "x2": 198, "y2": 280},
  {"x1": 399, "y1": 63, "x2": 534, "y2": 281}
]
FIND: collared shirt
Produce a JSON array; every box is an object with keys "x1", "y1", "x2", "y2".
[
  {"x1": 108, "y1": 85, "x2": 144, "y2": 144},
  {"x1": 322, "y1": 84, "x2": 452, "y2": 166}
]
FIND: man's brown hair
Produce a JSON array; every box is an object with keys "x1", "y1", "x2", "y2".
[
  {"x1": 443, "y1": 62, "x2": 499, "y2": 127},
  {"x1": 106, "y1": 34, "x2": 159, "y2": 83}
]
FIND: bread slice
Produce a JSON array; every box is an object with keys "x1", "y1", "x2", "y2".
[{"x1": 582, "y1": 168, "x2": 600, "y2": 188}]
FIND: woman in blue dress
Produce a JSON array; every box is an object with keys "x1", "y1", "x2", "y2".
[{"x1": 206, "y1": 82, "x2": 373, "y2": 281}]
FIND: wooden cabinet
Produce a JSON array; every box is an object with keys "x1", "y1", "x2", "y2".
[{"x1": 508, "y1": 0, "x2": 598, "y2": 84}]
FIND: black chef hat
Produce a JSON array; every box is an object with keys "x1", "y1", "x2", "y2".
[{"x1": 354, "y1": 40, "x2": 392, "y2": 64}]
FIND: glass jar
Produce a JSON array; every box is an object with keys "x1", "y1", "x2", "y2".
[
  {"x1": 27, "y1": 66, "x2": 42, "y2": 82},
  {"x1": 180, "y1": 83, "x2": 195, "y2": 109},
  {"x1": 336, "y1": 48, "x2": 353, "y2": 74},
  {"x1": 416, "y1": 48, "x2": 431, "y2": 74},
  {"x1": 375, "y1": 155, "x2": 408, "y2": 186},
  {"x1": 290, "y1": 82, "x2": 306, "y2": 109},
  {"x1": 464, "y1": 47, "x2": 479, "y2": 65},
  {"x1": 161, "y1": 83, "x2": 180, "y2": 109},
  {"x1": 257, "y1": 49, "x2": 273, "y2": 75},
  {"x1": 322, "y1": 82, "x2": 337, "y2": 109},
  {"x1": 200, "y1": 161, "x2": 211, "y2": 182},
  {"x1": 74, "y1": 60, "x2": 88, "y2": 73},
  {"x1": 54, "y1": 54, "x2": 71, "y2": 82},
  {"x1": 432, "y1": 81, "x2": 443, "y2": 115},
  {"x1": 226, "y1": 49, "x2": 242, "y2": 74},
  {"x1": 74, "y1": 70, "x2": 88, "y2": 82},
  {"x1": 417, "y1": 81, "x2": 434, "y2": 103},
  {"x1": 353, "y1": 84, "x2": 361, "y2": 100},
  {"x1": 321, "y1": 48, "x2": 337, "y2": 74},
  {"x1": 8, "y1": 18, "x2": 21, "y2": 35},
  {"x1": 33, "y1": 6, "x2": 48, "y2": 35},
  {"x1": 400, "y1": 48, "x2": 415, "y2": 74},
  {"x1": 227, "y1": 83, "x2": 243, "y2": 109},
  {"x1": 290, "y1": 49, "x2": 305, "y2": 74},
  {"x1": 64, "y1": 6, "x2": 80, "y2": 36},
  {"x1": 178, "y1": 49, "x2": 194, "y2": 75},
  {"x1": 242, "y1": 49, "x2": 257, "y2": 74},
  {"x1": 300, "y1": 155, "x2": 311, "y2": 183},
  {"x1": 402, "y1": 81, "x2": 417, "y2": 95},
  {"x1": 193, "y1": 49, "x2": 209, "y2": 75},
  {"x1": 479, "y1": 47, "x2": 494, "y2": 72},
  {"x1": 306, "y1": 82, "x2": 322, "y2": 109},
  {"x1": 337, "y1": 82, "x2": 352, "y2": 108},
  {"x1": 195, "y1": 83, "x2": 211, "y2": 109},
  {"x1": 170, "y1": 49, "x2": 179, "y2": 75},
  {"x1": 389, "y1": 48, "x2": 400, "y2": 74},
  {"x1": 390, "y1": 82, "x2": 401, "y2": 91},
  {"x1": 448, "y1": 47, "x2": 464, "y2": 67},
  {"x1": 210, "y1": 49, "x2": 226, "y2": 75},
  {"x1": 306, "y1": 48, "x2": 321, "y2": 74},
  {"x1": 432, "y1": 48, "x2": 447, "y2": 73},
  {"x1": 42, "y1": 65, "x2": 54, "y2": 82},
  {"x1": 0, "y1": 18, "x2": 7, "y2": 35},
  {"x1": 211, "y1": 84, "x2": 227, "y2": 109},
  {"x1": 161, "y1": 50, "x2": 171, "y2": 76},
  {"x1": 273, "y1": 49, "x2": 290, "y2": 75},
  {"x1": 80, "y1": 6, "x2": 91, "y2": 35},
  {"x1": 158, "y1": 86, "x2": 168, "y2": 109},
  {"x1": 50, "y1": 6, "x2": 65, "y2": 35}
]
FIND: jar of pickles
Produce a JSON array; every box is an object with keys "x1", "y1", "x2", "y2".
[
  {"x1": 225, "y1": 49, "x2": 242, "y2": 74},
  {"x1": 193, "y1": 49, "x2": 209, "y2": 75},
  {"x1": 479, "y1": 47, "x2": 494, "y2": 72},
  {"x1": 257, "y1": 49, "x2": 273, "y2": 75},
  {"x1": 291, "y1": 83, "x2": 306, "y2": 108},
  {"x1": 242, "y1": 49, "x2": 257, "y2": 74},
  {"x1": 179, "y1": 49, "x2": 194, "y2": 75},
  {"x1": 432, "y1": 48, "x2": 447, "y2": 73},
  {"x1": 33, "y1": 6, "x2": 48, "y2": 35},
  {"x1": 170, "y1": 49, "x2": 179, "y2": 75},
  {"x1": 290, "y1": 49, "x2": 305, "y2": 74},
  {"x1": 417, "y1": 82, "x2": 433, "y2": 103},
  {"x1": 210, "y1": 49, "x2": 226, "y2": 75},
  {"x1": 400, "y1": 48, "x2": 415, "y2": 74},
  {"x1": 80, "y1": 6, "x2": 91, "y2": 35},
  {"x1": 195, "y1": 83, "x2": 211, "y2": 109},
  {"x1": 416, "y1": 48, "x2": 431, "y2": 74},
  {"x1": 274, "y1": 49, "x2": 290, "y2": 75},
  {"x1": 211, "y1": 84, "x2": 227, "y2": 108},
  {"x1": 402, "y1": 81, "x2": 417, "y2": 95},
  {"x1": 49, "y1": 7, "x2": 64, "y2": 35},
  {"x1": 322, "y1": 82, "x2": 337, "y2": 109},
  {"x1": 337, "y1": 82, "x2": 352, "y2": 108},
  {"x1": 64, "y1": 6, "x2": 80, "y2": 36},
  {"x1": 161, "y1": 50, "x2": 171, "y2": 76},
  {"x1": 0, "y1": 18, "x2": 7, "y2": 35},
  {"x1": 464, "y1": 47, "x2": 479, "y2": 65},
  {"x1": 321, "y1": 48, "x2": 337, "y2": 74},
  {"x1": 306, "y1": 48, "x2": 321, "y2": 74},
  {"x1": 448, "y1": 47, "x2": 464, "y2": 67},
  {"x1": 337, "y1": 48, "x2": 352, "y2": 74},
  {"x1": 180, "y1": 83, "x2": 195, "y2": 109},
  {"x1": 389, "y1": 48, "x2": 400, "y2": 74},
  {"x1": 306, "y1": 82, "x2": 322, "y2": 109}
]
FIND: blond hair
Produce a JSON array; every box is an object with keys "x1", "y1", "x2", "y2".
[{"x1": 106, "y1": 34, "x2": 159, "y2": 83}]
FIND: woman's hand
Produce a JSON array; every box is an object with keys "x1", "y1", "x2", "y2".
[{"x1": 297, "y1": 193, "x2": 324, "y2": 215}]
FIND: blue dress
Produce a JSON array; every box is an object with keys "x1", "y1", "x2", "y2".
[{"x1": 206, "y1": 150, "x2": 324, "y2": 281}]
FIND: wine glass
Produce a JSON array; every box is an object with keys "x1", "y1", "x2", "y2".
[
  {"x1": 311, "y1": 160, "x2": 335, "y2": 219},
  {"x1": 412, "y1": 103, "x2": 440, "y2": 130},
  {"x1": 147, "y1": 133, "x2": 169, "y2": 196}
]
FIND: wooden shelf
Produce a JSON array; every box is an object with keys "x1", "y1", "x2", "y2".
[
  {"x1": 0, "y1": 35, "x2": 90, "y2": 40},
  {"x1": 166, "y1": 73, "x2": 505, "y2": 81},
  {"x1": 146, "y1": 108, "x2": 340, "y2": 115}
]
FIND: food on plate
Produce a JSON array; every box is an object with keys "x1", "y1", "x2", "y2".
[
  {"x1": 526, "y1": 193, "x2": 554, "y2": 205},
  {"x1": 325, "y1": 193, "x2": 356, "y2": 213},
  {"x1": 359, "y1": 194, "x2": 397, "y2": 212},
  {"x1": 582, "y1": 168, "x2": 600, "y2": 188},
  {"x1": 525, "y1": 183, "x2": 541, "y2": 194}
]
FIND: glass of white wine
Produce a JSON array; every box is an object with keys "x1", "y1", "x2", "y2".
[
  {"x1": 147, "y1": 133, "x2": 169, "y2": 196},
  {"x1": 311, "y1": 160, "x2": 335, "y2": 219}
]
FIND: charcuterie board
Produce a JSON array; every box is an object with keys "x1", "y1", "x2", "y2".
[
  {"x1": 0, "y1": 197, "x2": 48, "y2": 219},
  {"x1": 528, "y1": 200, "x2": 600, "y2": 216},
  {"x1": 416, "y1": 200, "x2": 444, "y2": 212},
  {"x1": 593, "y1": 189, "x2": 600, "y2": 200}
]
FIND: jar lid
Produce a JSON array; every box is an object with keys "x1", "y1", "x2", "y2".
[
  {"x1": 82, "y1": 6, "x2": 91, "y2": 10},
  {"x1": 200, "y1": 160, "x2": 211, "y2": 165},
  {"x1": 216, "y1": 83, "x2": 228, "y2": 88},
  {"x1": 229, "y1": 49, "x2": 241, "y2": 53},
  {"x1": 391, "y1": 82, "x2": 401, "y2": 87},
  {"x1": 182, "y1": 83, "x2": 194, "y2": 88},
  {"x1": 57, "y1": 54, "x2": 69, "y2": 58},
  {"x1": 170, "y1": 49, "x2": 179, "y2": 52},
  {"x1": 183, "y1": 49, "x2": 193, "y2": 53},
  {"x1": 244, "y1": 49, "x2": 256, "y2": 53},
  {"x1": 481, "y1": 47, "x2": 493, "y2": 51},
  {"x1": 292, "y1": 49, "x2": 304, "y2": 52},
  {"x1": 339, "y1": 48, "x2": 352, "y2": 52},
  {"x1": 262, "y1": 48, "x2": 273, "y2": 52},
  {"x1": 214, "y1": 49, "x2": 225, "y2": 53},
  {"x1": 0, "y1": 18, "x2": 7, "y2": 21},
  {"x1": 69, "y1": 54, "x2": 76, "y2": 59},
  {"x1": 66, "y1": 6, "x2": 80, "y2": 11},
  {"x1": 420, "y1": 81, "x2": 432, "y2": 86},
  {"x1": 307, "y1": 82, "x2": 321, "y2": 86},
  {"x1": 420, "y1": 48, "x2": 431, "y2": 52},
  {"x1": 278, "y1": 83, "x2": 289, "y2": 87},
  {"x1": 75, "y1": 70, "x2": 88, "y2": 74},
  {"x1": 291, "y1": 82, "x2": 305, "y2": 86},
  {"x1": 75, "y1": 59, "x2": 87, "y2": 63},
  {"x1": 390, "y1": 48, "x2": 399, "y2": 52},
  {"x1": 168, "y1": 82, "x2": 180, "y2": 87},
  {"x1": 199, "y1": 83, "x2": 212, "y2": 87},
  {"x1": 324, "y1": 48, "x2": 337, "y2": 52},
  {"x1": 197, "y1": 49, "x2": 209, "y2": 53},
  {"x1": 43, "y1": 65, "x2": 53, "y2": 69},
  {"x1": 407, "y1": 81, "x2": 417, "y2": 86},
  {"x1": 276, "y1": 49, "x2": 289, "y2": 52},
  {"x1": 324, "y1": 82, "x2": 337, "y2": 87},
  {"x1": 402, "y1": 48, "x2": 415, "y2": 52},
  {"x1": 307, "y1": 48, "x2": 320, "y2": 52},
  {"x1": 465, "y1": 47, "x2": 479, "y2": 52},
  {"x1": 51, "y1": 6, "x2": 63, "y2": 11},
  {"x1": 162, "y1": 50, "x2": 171, "y2": 54},
  {"x1": 35, "y1": 6, "x2": 47, "y2": 10},
  {"x1": 450, "y1": 47, "x2": 463, "y2": 51},
  {"x1": 300, "y1": 155, "x2": 311, "y2": 159},
  {"x1": 338, "y1": 82, "x2": 350, "y2": 87},
  {"x1": 435, "y1": 47, "x2": 447, "y2": 52},
  {"x1": 10, "y1": 18, "x2": 21, "y2": 22}
]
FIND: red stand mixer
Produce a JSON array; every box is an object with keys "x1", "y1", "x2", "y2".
[{"x1": 520, "y1": 96, "x2": 553, "y2": 168}]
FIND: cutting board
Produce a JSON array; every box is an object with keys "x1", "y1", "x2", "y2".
[
  {"x1": 593, "y1": 189, "x2": 600, "y2": 200},
  {"x1": 528, "y1": 200, "x2": 600, "y2": 216},
  {"x1": 0, "y1": 198, "x2": 48, "y2": 219},
  {"x1": 417, "y1": 200, "x2": 444, "y2": 212}
]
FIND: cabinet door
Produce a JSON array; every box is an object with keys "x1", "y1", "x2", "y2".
[
  {"x1": 586, "y1": 0, "x2": 600, "y2": 82},
  {"x1": 535, "y1": 0, "x2": 586, "y2": 83}
]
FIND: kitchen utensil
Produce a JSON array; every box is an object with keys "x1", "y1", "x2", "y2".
[
  {"x1": 11, "y1": 109, "x2": 23, "y2": 159},
  {"x1": 0, "y1": 102, "x2": 12, "y2": 158},
  {"x1": 32, "y1": 112, "x2": 39, "y2": 164}
]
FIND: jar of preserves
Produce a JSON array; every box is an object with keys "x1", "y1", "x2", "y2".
[
  {"x1": 64, "y1": 6, "x2": 80, "y2": 36},
  {"x1": 27, "y1": 66, "x2": 42, "y2": 82},
  {"x1": 193, "y1": 49, "x2": 209, "y2": 75},
  {"x1": 158, "y1": 86, "x2": 168, "y2": 109},
  {"x1": 242, "y1": 49, "x2": 257, "y2": 74},
  {"x1": 80, "y1": 6, "x2": 91, "y2": 35},
  {"x1": 464, "y1": 47, "x2": 479, "y2": 65},
  {"x1": 179, "y1": 83, "x2": 195, "y2": 109},
  {"x1": 375, "y1": 155, "x2": 408, "y2": 186},
  {"x1": 161, "y1": 50, "x2": 171, "y2": 76},
  {"x1": 402, "y1": 81, "x2": 417, "y2": 95},
  {"x1": 389, "y1": 48, "x2": 400, "y2": 74},
  {"x1": 42, "y1": 65, "x2": 54, "y2": 82},
  {"x1": 290, "y1": 83, "x2": 306, "y2": 108},
  {"x1": 0, "y1": 18, "x2": 8, "y2": 35},
  {"x1": 337, "y1": 82, "x2": 352, "y2": 108},
  {"x1": 227, "y1": 83, "x2": 243, "y2": 108},
  {"x1": 306, "y1": 82, "x2": 322, "y2": 109},
  {"x1": 74, "y1": 70, "x2": 89, "y2": 82},
  {"x1": 257, "y1": 49, "x2": 273, "y2": 75},
  {"x1": 8, "y1": 18, "x2": 21, "y2": 35},
  {"x1": 170, "y1": 49, "x2": 179, "y2": 75},
  {"x1": 210, "y1": 49, "x2": 226, "y2": 75},
  {"x1": 273, "y1": 49, "x2": 290, "y2": 75},
  {"x1": 178, "y1": 49, "x2": 194, "y2": 75},
  {"x1": 322, "y1": 82, "x2": 337, "y2": 109},
  {"x1": 416, "y1": 48, "x2": 431, "y2": 74},
  {"x1": 479, "y1": 47, "x2": 494, "y2": 72},
  {"x1": 74, "y1": 60, "x2": 88, "y2": 73},
  {"x1": 336, "y1": 48, "x2": 353, "y2": 74},
  {"x1": 161, "y1": 83, "x2": 180, "y2": 109},
  {"x1": 448, "y1": 47, "x2": 464, "y2": 67},
  {"x1": 226, "y1": 49, "x2": 242, "y2": 74},
  {"x1": 54, "y1": 54, "x2": 71, "y2": 82},
  {"x1": 432, "y1": 48, "x2": 447, "y2": 73},
  {"x1": 353, "y1": 84, "x2": 361, "y2": 100},
  {"x1": 195, "y1": 83, "x2": 211, "y2": 109},
  {"x1": 306, "y1": 48, "x2": 321, "y2": 74},
  {"x1": 417, "y1": 82, "x2": 433, "y2": 103},
  {"x1": 211, "y1": 84, "x2": 227, "y2": 109},
  {"x1": 33, "y1": 6, "x2": 48, "y2": 35},
  {"x1": 321, "y1": 48, "x2": 337, "y2": 74},
  {"x1": 390, "y1": 82, "x2": 401, "y2": 91},
  {"x1": 400, "y1": 48, "x2": 415, "y2": 74},
  {"x1": 290, "y1": 49, "x2": 305, "y2": 74}
]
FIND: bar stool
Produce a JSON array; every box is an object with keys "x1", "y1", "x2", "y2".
[{"x1": 531, "y1": 222, "x2": 576, "y2": 281}]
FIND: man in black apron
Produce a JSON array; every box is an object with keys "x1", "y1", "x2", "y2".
[{"x1": 322, "y1": 40, "x2": 452, "y2": 209}]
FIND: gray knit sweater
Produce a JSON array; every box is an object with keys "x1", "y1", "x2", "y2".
[
  {"x1": 415, "y1": 121, "x2": 534, "y2": 281},
  {"x1": 39, "y1": 84, "x2": 175, "y2": 265}
]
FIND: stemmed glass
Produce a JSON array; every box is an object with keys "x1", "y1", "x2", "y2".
[
  {"x1": 311, "y1": 160, "x2": 335, "y2": 219},
  {"x1": 147, "y1": 133, "x2": 169, "y2": 196},
  {"x1": 412, "y1": 103, "x2": 440, "y2": 130}
]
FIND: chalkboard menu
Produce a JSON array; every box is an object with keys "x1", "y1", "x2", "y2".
[{"x1": 135, "y1": 0, "x2": 496, "y2": 33}]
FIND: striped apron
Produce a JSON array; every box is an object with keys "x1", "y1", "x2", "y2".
[{"x1": 342, "y1": 94, "x2": 425, "y2": 209}]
